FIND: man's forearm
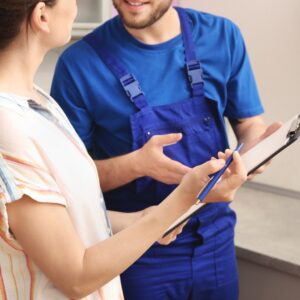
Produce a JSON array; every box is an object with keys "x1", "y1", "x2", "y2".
[
  {"x1": 232, "y1": 116, "x2": 267, "y2": 144},
  {"x1": 94, "y1": 150, "x2": 143, "y2": 192}
]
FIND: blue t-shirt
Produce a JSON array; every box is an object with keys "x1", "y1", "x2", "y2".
[{"x1": 51, "y1": 8, "x2": 264, "y2": 159}]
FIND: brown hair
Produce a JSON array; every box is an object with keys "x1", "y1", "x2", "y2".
[{"x1": 0, "y1": 0, "x2": 56, "y2": 51}]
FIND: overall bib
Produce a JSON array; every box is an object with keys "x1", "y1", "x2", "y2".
[{"x1": 84, "y1": 7, "x2": 239, "y2": 300}]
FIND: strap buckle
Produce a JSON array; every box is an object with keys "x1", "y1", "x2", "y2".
[
  {"x1": 186, "y1": 60, "x2": 204, "y2": 87},
  {"x1": 120, "y1": 74, "x2": 144, "y2": 102}
]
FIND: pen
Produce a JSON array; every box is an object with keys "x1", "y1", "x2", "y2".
[{"x1": 197, "y1": 143, "x2": 244, "y2": 202}]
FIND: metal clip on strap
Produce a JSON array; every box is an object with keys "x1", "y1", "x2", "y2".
[
  {"x1": 287, "y1": 114, "x2": 300, "y2": 139},
  {"x1": 186, "y1": 60, "x2": 204, "y2": 88},
  {"x1": 120, "y1": 74, "x2": 144, "y2": 102}
]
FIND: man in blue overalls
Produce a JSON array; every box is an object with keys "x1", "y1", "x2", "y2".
[{"x1": 51, "y1": 1, "x2": 276, "y2": 299}]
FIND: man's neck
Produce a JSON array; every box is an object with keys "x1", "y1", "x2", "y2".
[{"x1": 124, "y1": 7, "x2": 181, "y2": 45}]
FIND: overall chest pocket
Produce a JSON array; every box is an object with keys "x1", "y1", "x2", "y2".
[{"x1": 143, "y1": 114, "x2": 221, "y2": 168}]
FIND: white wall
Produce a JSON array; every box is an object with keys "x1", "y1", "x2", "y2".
[{"x1": 179, "y1": 0, "x2": 300, "y2": 192}]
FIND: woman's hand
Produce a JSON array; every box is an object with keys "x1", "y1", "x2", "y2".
[
  {"x1": 111, "y1": 150, "x2": 246, "y2": 247},
  {"x1": 157, "y1": 221, "x2": 187, "y2": 245},
  {"x1": 177, "y1": 149, "x2": 247, "y2": 203},
  {"x1": 204, "y1": 149, "x2": 247, "y2": 203}
]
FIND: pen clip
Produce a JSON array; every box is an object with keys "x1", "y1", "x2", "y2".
[{"x1": 287, "y1": 115, "x2": 300, "y2": 139}]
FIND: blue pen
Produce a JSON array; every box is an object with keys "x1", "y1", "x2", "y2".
[{"x1": 197, "y1": 143, "x2": 244, "y2": 202}]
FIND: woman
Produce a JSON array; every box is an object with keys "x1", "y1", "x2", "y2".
[{"x1": 0, "y1": 1, "x2": 246, "y2": 299}]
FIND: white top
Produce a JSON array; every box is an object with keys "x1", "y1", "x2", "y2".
[{"x1": 0, "y1": 88, "x2": 124, "y2": 300}]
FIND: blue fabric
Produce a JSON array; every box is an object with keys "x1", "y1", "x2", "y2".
[
  {"x1": 51, "y1": 8, "x2": 264, "y2": 158},
  {"x1": 176, "y1": 7, "x2": 205, "y2": 98},
  {"x1": 51, "y1": 7, "x2": 263, "y2": 300},
  {"x1": 128, "y1": 99, "x2": 225, "y2": 205},
  {"x1": 121, "y1": 222, "x2": 238, "y2": 300}
]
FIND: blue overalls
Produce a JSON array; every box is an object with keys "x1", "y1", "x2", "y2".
[{"x1": 84, "y1": 7, "x2": 239, "y2": 300}]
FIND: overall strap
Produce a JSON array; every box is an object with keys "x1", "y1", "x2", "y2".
[
  {"x1": 83, "y1": 33, "x2": 148, "y2": 110},
  {"x1": 175, "y1": 7, "x2": 204, "y2": 98}
]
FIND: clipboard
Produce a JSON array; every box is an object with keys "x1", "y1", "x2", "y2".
[
  {"x1": 163, "y1": 114, "x2": 300, "y2": 237},
  {"x1": 242, "y1": 114, "x2": 300, "y2": 175}
]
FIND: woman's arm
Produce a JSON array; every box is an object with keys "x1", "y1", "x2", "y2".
[
  {"x1": 6, "y1": 155, "x2": 245, "y2": 299},
  {"x1": 107, "y1": 210, "x2": 140, "y2": 234},
  {"x1": 108, "y1": 208, "x2": 187, "y2": 245},
  {"x1": 6, "y1": 191, "x2": 195, "y2": 299}
]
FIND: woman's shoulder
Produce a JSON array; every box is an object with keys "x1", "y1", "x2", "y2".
[
  {"x1": 0, "y1": 94, "x2": 36, "y2": 158},
  {"x1": 0, "y1": 96, "x2": 26, "y2": 128},
  {"x1": 0, "y1": 92, "x2": 29, "y2": 119}
]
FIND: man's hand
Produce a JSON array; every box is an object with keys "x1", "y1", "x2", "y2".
[
  {"x1": 95, "y1": 133, "x2": 190, "y2": 192},
  {"x1": 134, "y1": 133, "x2": 191, "y2": 184},
  {"x1": 241, "y1": 122, "x2": 283, "y2": 179},
  {"x1": 231, "y1": 116, "x2": 283, "y2": 180}
]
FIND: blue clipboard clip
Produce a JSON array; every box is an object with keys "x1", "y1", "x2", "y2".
[{"x1": 197, "y1": 143, "x2": 244, "y2": 202}]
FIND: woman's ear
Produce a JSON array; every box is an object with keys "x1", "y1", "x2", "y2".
[{"x1": 30, "y1": 2, "x2": 50, "y2": 33}]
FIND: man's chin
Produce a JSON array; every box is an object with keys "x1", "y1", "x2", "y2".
[
  {"x1": 120, "y1": 13, "x2": 161, "y2": 30},
  {"x1": 116, "y1": 0, "x2": 173, "y2": 30},
  {"x1": 123, "y1": 19, "x2": 153, "y2": 30}
]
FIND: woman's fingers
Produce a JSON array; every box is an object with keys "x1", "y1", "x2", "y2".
[
  {"x1": 203, "y1": 148, "x2": 247, "y2": 203},
  {"x1": 157, "y1": 221, "x2": 188, "y2": 245}
]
